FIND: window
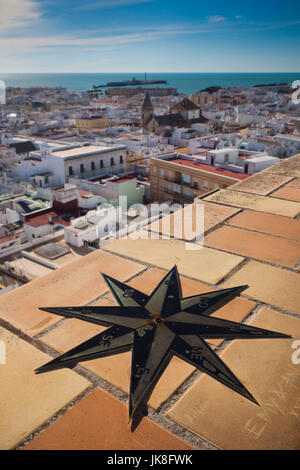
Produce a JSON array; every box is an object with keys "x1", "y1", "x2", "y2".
[
  {"x1": 120, "y1": 155, "x2": 123, "y2": 164},
  {"x1": 181, "y1": 173, "x2": 191, "y2": 186},
  {"x1": 159, "y1": 168, "x2": 164, "y2": 177},
  {"x1": 80, "y1": 164, "x2": 84, "y2": 173},
  {"x1": 91, "y1": 161, "x2": 95, "y2": 171},
  {"x1": 100, "y1": 160, "x2": 104, "y2": 169},
  {"x1": 203, "y1": 180, "x2": 209, "y2": 189},
  {"x1": 152, "y1": 166, "x2": 157, "y2": 175},
  {"x1": 111, "y1": 157, "x2": 115, "y2": 166}
]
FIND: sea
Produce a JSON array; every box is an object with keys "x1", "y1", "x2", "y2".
[{"x1": 0, "y1": 73, "x2": 299, "y2": 95}]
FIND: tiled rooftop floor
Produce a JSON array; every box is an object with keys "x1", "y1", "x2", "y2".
[
  {"x1": 168, "y1": 308, "x2": 300, "y2": 450},
  {"x1": 0, "y1": 154, "x2": 299, "y2": 450}
]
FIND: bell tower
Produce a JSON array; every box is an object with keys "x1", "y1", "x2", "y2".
[{"x1": 140, "y1": 92, "x2": 153, "y2": 127}]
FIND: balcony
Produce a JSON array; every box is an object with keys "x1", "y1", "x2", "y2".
[
  {"x1": 162, "y1": 187, "x2": 181, "y2": 197},
  {"x1": 163, "y1": 175, "x2": 181, "y2": 184},
  {"x1": 180, "y1": 180, "x2": 191, "y2": 188}
]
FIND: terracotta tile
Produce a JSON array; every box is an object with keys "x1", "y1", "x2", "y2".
[
  {"x1": 285, "y1": 178, "x2": 300, "y2": 189},
  {"x1": 41, "y1": 269, "x2": 255, "y2": 408},
  {"x1": 204, "y1": 189, "x2": 300, "y2": 217},
  {"x1": 227, "y1": 210, "x2": 300, "y2": 241},
  {"x1": 168, "y1": 308, "x2": 300, "y2": 449},
  {"x1": 146, "y1": 201, "x2": 239, "y2": 240},
  {"x1": 0, "y1": 251, "x2": 145, "y2": 337},
  {"x1": 270, "y1": 186, "x2": 300, "y2": 203},
  {"x1": 24, "y1": 388, "x2": 194, "y2": 450},
  {"x1": 230, "y1": 173, "x2": 292, "y2": 195},
  {"x1": 222, "y1": 261, "x2": 300, "y2": 315},
  {"x1": 205, "y1": 225, "x2": 300, "y2": 268},
  {"x1": 0, "y1": 326, "x2": 89, "y2": 449},
  {"x1": 263, "y1": 154, "x2": 300, "y2": 178},
  {"x1": 104, "y1": 238, "x2": 244, "y2": 285}
]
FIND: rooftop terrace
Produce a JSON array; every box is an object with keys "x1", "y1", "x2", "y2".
[
  {"x1": 167, "y1": 157, "x2": 249, "y2": 180},
  {"x1": 0, "y1": 154, "x2": 299, "y2": 450}
]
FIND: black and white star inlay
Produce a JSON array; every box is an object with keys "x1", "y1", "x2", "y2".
[{"x1": 35, "y1": 266, "x2": 290, "y2": 430}]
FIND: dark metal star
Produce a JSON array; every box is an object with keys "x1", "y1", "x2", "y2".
[{"x1": 35, "y1": 266, "x2": 290, "y2": 430}]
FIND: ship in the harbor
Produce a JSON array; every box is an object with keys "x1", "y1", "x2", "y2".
[{"x1": 92, "y1": 74, "x2": 167, "y2": 89}]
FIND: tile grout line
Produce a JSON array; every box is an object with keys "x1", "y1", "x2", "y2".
[
  {"x1": 203, "y1": 243, "x2": 300, "y2": 273},
  {"x1": 224, "y1": 221, "x2": 300, "y2": 243}
]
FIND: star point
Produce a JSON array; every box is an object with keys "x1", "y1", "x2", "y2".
[{"x1": 36, "y1": 267, "x2": 290, "y2": 430}]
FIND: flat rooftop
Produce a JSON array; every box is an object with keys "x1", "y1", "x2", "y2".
[
  {"x1": 0, "y1": 154, "x2": 299, "y2": 450},
  {"x1": 167, "y1": 157, "x2": 249, "y2": 180},
  {"x1": 52, "y1": 144, "x2": 126, "y2": 159}
]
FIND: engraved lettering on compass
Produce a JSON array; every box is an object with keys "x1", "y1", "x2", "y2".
[
  {"x1": 98, "y1": 334, "x2": 114, "y2": 347},
  {"x1": 123, "y1": 288, "x2": 134, "y2": 298},
  {"x1": 137, "y1": 324, "x2": 154, "y2": 337},
  {"x1": 135, "y1": 365, "x2": 150, "y2": 378},
  {"x1": 198, "y1": 299, "x2": 209, "y2": 308},
  {"x1": 185, "y1": 347, "x2": 205, "y2": 361}
]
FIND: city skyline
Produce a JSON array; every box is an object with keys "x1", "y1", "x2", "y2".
[{"x1": 0, "y1": 0, "x2": 300, "y2": 73}]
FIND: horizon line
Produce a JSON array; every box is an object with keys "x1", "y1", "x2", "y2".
[{"x1": 1, "y1": 71, "x2": 300, "y2": 74}]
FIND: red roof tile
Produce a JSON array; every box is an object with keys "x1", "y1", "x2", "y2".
[
  {"x1": 0, "y1": 234, "x2": 15, "y2": 243},
  {"x1": 25, "y1": 211, "x2": 70, "y2": 228},
  {"x1": 168, "y1": 158, "x2": 249, "y2": 180}
]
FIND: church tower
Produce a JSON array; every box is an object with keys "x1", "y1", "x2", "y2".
[{"x1": 140, "y1": 92, "x2": 153, "y2": 128}]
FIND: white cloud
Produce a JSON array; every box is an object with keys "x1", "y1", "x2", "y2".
[
  {"x1": 0, "y1": 0, "x2": 41, "y2": 33},
  {"x1": 77, "y1": 0, "x2": 155, "y2": 10},
  {"x1": 207, "y1": 15, "x2": 226, "y2": 23},
  {"x1": 0, "y1": 26, "x2": 216, "y2": 51}
]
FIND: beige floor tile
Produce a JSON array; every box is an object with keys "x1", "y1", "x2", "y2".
[
  {"x1": 168, "y1": 308, "x2": 300, "y2": 449},
  {"x1": 204, "y1": 189, "x2": 300, "y2": 217},
  {"x1": 230, "y1": 173, "x2": 292, "y2": 195},
  {"x1": 222, "y1": 261, "x2": 300, "y2": 315},
  {"x1": 104, "y1": 238, "x2": 244, "y2": 284},
  {"x1": 146, "y1": 201, "x2": 239, "y2": 240},
  {"x1": 263, "y1": 154, "x2": 300, "y2": 178},
  {"x1": 0, "y1": 326, "x2": 89, "y2": 449},
  {"x1": 285, "y1": 178, "x2": 300, "y2": 189}
]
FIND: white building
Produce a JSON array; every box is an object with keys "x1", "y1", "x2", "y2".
[
  {"x1": 64, "y1": 204, "x2": 122, "y2": 248},
  {"x1": 275, "y1": 134, "x2": 300, "y2": 156},
  {"x1": 17, "y1": 141, "x2": 128, "y2": 187}
]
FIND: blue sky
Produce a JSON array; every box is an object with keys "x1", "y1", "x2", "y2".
[{"x1": 0, "y1": 0, "x2": 299, "y2": 72}]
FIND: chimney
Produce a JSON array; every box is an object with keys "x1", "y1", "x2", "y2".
[{"x1": 48, "y1": 215, "x2": 53, "y2": 224}]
